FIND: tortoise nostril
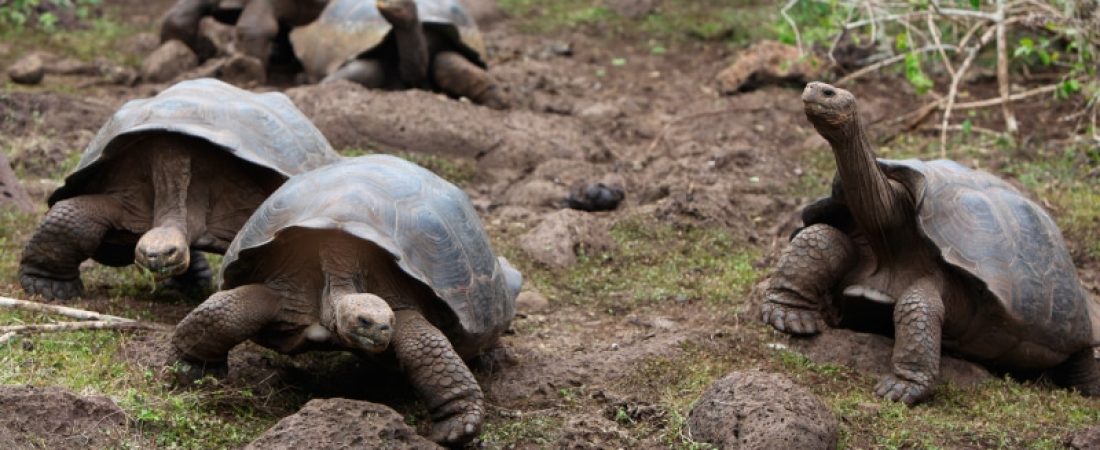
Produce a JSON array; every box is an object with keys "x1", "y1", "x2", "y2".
[
  {"x1": 377, "y1": 324, "x2": 391, "y2": 332},
  {"x1": 165, "y1": 248, "x2": 178, "y2": 257},
  {"x1": 823, "y1": 88, "x2": 836, "y2": 97},
  {"x1": 358, "y1": 317, "x2": 373, "y2": 328}
]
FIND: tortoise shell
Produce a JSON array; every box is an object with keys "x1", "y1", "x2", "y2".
[
  {"x1": 289, "y1": 0, "x2": 487, "y2": 79},
  {"x1": 807, "y1": 159, "x2": 1100, "y2": 350},
  {"x1": 221, "y1": 154, "x2": 521, "y2": 342},
  {"x1": 49, "y1": 78, "x2": 340, "y2": 205}
]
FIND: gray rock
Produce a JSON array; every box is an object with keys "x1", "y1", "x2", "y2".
[
  {"x1": 141, "y1": 40, "x2": 199, "y2": 83},
  {"x1": 8, "y1": 52, "x2": 45, "y2": 85},
  {"x1": 1066, "y1": 425, "x2": 1100, "y2": 450},
  {"x1": 787, "y1": 328, "x2": 993, "y2": 388},
  {"x1": 688, "y1": 370, "x2": 838, "y2": 450},
  {"x1": 518, "y1": 209, "x2": 614, "y2": 269},
  {"x1": 245, "y1": 398, "x2": 441, "y2": 450},
  {"x1": 195, "y1": 17, "x2": 236, "y2": 59},
  {"x1": 516, "y1": 290, "x2": 550, "y2": 314}
]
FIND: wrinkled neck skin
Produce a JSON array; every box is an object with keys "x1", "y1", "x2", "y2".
[
  {"x1": 317, "y1": 238, "x2": 395, "y2": 353},
  {"x1": 149, "y1": 142, "x2": 192, "y2": 238},
  {"x1": 319, "y1": 240, "x2": 361, "y2": 332},
  {"x1": 816, "y1": 117, "x2": 910, "y2": 260}
]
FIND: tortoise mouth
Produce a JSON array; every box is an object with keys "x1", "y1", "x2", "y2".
[{"x1": 135, "y1": 259, "x2": 190, "y2": 280}]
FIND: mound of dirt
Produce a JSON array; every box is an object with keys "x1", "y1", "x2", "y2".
[
  {"x1": 688, "y1": 370, "x2": 839, "y2": 450},
  {"x1": 787, "y1": 328, "x2": 993, "y2": 388},
  {"x1": 716, "y1": 40, "x2": 822, "y2": 94},
  {"x1": 518, "y1": 209, "x2": 614, "y2": 269},
  {"x1": 0, "y1": 385, "x2": 128, "y2": 448},
  {"x1": 0, "y1": 153, "x2": 34, "y2": 212},
  {"x1": 244, "y1": 398, "x2": 440, "y2": 450},
  {"x1": 285, "y1": 81, "x2": 601, "y2": 179}
]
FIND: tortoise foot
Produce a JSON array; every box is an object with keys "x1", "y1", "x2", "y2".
[
  {"x1": 19, "y1": 273, "x2": 84, "y2": 301},
  {"x1": 166, "y1": 347, "x2": 228, "y2": 386},
  {"x1": 429, "y1": 401, "x2": 483, "y2": 445},
  {"x1": 376, "y1": 0, "x2": 419, "y2": 28},
  {"x1": 759, "y1": 300, "x2": 823, "y2": 335},
  {"x1": 874, "y1": 375, "x2": 931, "y2": 405}
]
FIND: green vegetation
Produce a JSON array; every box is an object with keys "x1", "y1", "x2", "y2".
[
  {"x1": 519, "y1": 216, "x2": 761, "y2": 311},
  {"x1": 0, "y1": 0, "x2": 101, "y2": 31},
  {"x1": 499, "y1": 0, "x2": 777, "y2": 45}
]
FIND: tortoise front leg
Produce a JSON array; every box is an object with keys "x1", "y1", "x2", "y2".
[
  {"x1": 1052, "y1": 349, "x2": 1100, "y2": 397},
  {"x1": 20, "y1": 195, "x2": 125, "y2": 301},
  {"x1": 233, "y1": 0, "x2": 278, "y2": 75},
  {"x1": 160, "y1": 0, "x2": 218, "y2": 49},
  {"x1": 169, "y1": 284, "x2": 282, "y2": 384},
  {"x1": 377, "y1": 0, "x2": 429, "y2": 89},
  {"x1": 162, "y1": 250, "x2": 214, "y2": 293},
  {"x1": 432, "y1": 51, "x2": 509, "y2": 110},
  {"x1": 876, "y1": 277, "x2": 943, "y2": 405},
  {"x1": 394, "y1": 309, "x2": 483, "y2": 445},
  {"x1": 761, "y1": 223, "x2": 856, "y2": 335}
]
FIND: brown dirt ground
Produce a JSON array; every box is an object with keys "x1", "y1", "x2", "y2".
[{"x1": 1, "y1": 0, "x2": 1097, "y2": 448}]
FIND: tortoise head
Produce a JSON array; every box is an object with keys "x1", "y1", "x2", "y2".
[
  {"x1": 332, "y1": 293, "x2": 395, "y2": 353},
  {"x1": 802, "y1": 82, "x2": 860, "y2": 142},
  {"x1": 135, "y1": 226, "x2": 190, "y2": 277}
]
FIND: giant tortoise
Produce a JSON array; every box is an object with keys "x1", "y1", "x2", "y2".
[
  {"x1": 19, "y1": 78, "x2": 340, "y2": 301},
  {"x1": 760, "y1": 82, "x2": 1100, "y2": 404},
  {"x1": 168, "y1": 155, "x2": 522, "y2": 445},
  {"x1": 290, "y1": 0, "x2": 508, "y2": 109},
  {"x1": 159, "y1": 0, "x2": 328, "y2": 69}
]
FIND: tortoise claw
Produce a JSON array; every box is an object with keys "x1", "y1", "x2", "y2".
[
  {"x1": 429, "y1": 403, "x2": 482, "y2": 445},
  {"x1": 760, "y1": 302, "x2": 822, "y2": 336},
  {"x1": 20, "y1": 273, "x2": 84, "y2": 301},
  {"x1": 874, "y1": 375, "x2": 931, "y2": 406}
]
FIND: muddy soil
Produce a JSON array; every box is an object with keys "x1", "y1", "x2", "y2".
[{"x1": 1, "y1": 0, "x2": 1097, "y2": 448}]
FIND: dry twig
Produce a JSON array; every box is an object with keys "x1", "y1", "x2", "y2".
[
  {"x1": 0, "y1": 296, "x2": 134, "y2": 322},
  {"x1": 0, "y1": 321, "x2": 171, "y2": 334}
]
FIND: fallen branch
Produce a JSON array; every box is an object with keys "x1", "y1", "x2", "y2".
[
  {"x1": 835, "y1": 44, "x2": 959, "y2": 85},
  {"x1": 0, "y1": 296, "x2": 134, "y2": 322},
  {"x1": 0, "y1": 332, "x2": 17, "y2": 345},
  {"x1": 0, "y1": 321, "x2": 171, "y2": 334},
  {"x1": 952, "y1": 83, "x2": 1059, "y2": 109}
]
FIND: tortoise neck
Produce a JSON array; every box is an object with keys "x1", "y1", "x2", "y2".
[
  {"x1": 150, "y1": 140, "x2": 191, "y2": 236},
  {"x1": 825, "y1": 118, "x2": 907, "y2": 254},
  {"x1": 319, "y1": 236, "x2": 362, "y2": 327}
]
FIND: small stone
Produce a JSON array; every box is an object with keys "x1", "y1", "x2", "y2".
[
  {"x1": 245, "y1": 398, "x2": 441, "y2": 449},
  {"x1": 8, "y1": 53, "x2": 45, "y2": 85},
  {"x1": 689, "y1": 370, "x2": 839, "y2": 449},
  {"x1": 141, "y1": 40, "x2": 199, "y2": 83},
  {"x1": 1066, "y1": 425, "x2": 1100, "y2": 450},
  {"x1": 516, "y1": 291, "x2": 550, "y2": 314}
]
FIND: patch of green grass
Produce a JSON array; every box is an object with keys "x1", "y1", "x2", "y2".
[
  {"x1": 523, "y1": 216, "x2": 761, "y2": 311},
  {"x1": 499, "y1": 0, "x2": 776, "y2": 45},
  {"x1": 0, "y1": 311, "x2": 284, "y2": 448},
  {"x1": 478, "y1": 415, "x2": 562, "y2": 447},
  {"x1": 0, "y1": 208, "x2": 41, "y2": 282},
  {"x1": 0, "y1": 16, "x2": 147, "y2": 70},
  {"x1": 1006, "y1": 144, "x2": 1100, "y2": 260}
]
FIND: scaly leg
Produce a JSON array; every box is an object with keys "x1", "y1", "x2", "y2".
[
  {"x1": 394, "y1": 309, "x2": 483, "y2": 445},
  {"x1": 20, "y1": 195, "x2": 125, "y2": 301},
  {"x1": 1052, "y1": 349, "x2": 1100, "y2": 397},
  {"x1": 761, "y1": 223, "x2": 856, "y2": 335},
  {"x1": 169, "y1": 284, "x2": 282, "y2": 384},
  {"x1": 432, "y1": 51, "x2": 509, "y2": 110},
  {"x1": 875, "y1": 277, "x2": 943, "y2": 405}
]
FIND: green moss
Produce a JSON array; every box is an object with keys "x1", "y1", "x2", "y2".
[
  {"x1": 499, "y1": 0, "x2": 776, "y2": 45},
  {"x1": 521, "y1": 216, "x2": 761, "y2": 311},
  {"x1": 478, "y1": 415, "x2": 562, "y2": 447},
  {"x1": 0, "y1": 17, "x2": 147, "y2": 69}
]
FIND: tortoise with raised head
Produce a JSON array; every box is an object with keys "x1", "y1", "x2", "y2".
[
  {"x1": 19, "y1": 78, "x2": 340, "y2": 301},
  {"x1": 290, "y1": 0, "x2": 508, "y2": 109},
  {"x1": 760, "y1": 82, "x2": 1100, "y2": 405},
  {"x1": 168, "y1": 155, "x2": 522, "y2": 445}
]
